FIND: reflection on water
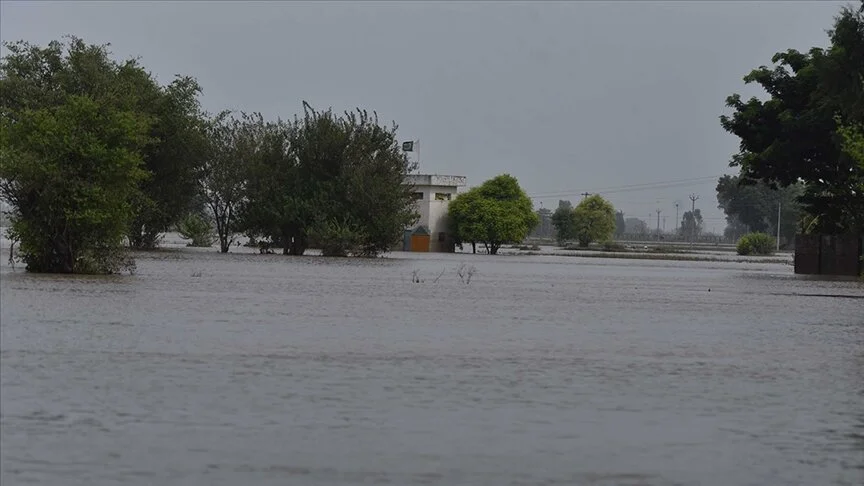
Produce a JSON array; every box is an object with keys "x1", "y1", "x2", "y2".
[{"x1": 1, "y1": 249, "x2": 862, "y2": 486}]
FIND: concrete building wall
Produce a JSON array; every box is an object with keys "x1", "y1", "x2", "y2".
[{"x1": 405, "y1": 174, "x2": 466, "y2": 252}]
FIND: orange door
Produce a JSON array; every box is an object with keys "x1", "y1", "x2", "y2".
[{"x1": 410, "y1": 234, "x2": 430, "y2": 252}]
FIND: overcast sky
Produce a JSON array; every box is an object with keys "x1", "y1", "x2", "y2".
[{"x1": 0, "y1": 0, "x2": 850, "y2": 231}]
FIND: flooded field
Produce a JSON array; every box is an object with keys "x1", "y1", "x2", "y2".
[{"x1": 1, "y1": 247, "x2": 862, "y2": 486}]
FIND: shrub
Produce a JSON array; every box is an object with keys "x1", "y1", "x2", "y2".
[
  {"x1": 601, "y1": 241, "x2": 626, "y2": 252},
  {"x1": 177, "y1": 213, "x2": 217, "y2": 248},
  {"x1": 309, "y1": 217, "x2": 367, "y2": 257},
  {"x1": 736, "y1": 232, "x2": 775, "y2": 255}
]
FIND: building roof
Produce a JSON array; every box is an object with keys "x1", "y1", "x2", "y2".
[{"x1": 405, "y1": 174, "x2": 467, "y2": 187}]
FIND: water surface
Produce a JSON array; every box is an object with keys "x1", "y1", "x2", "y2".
[{"x1": 1, "y1": 249, "x2": 862, "y2": 486}]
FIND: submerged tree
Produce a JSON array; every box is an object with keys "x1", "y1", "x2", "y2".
[
  {"x1": 0, "y1": 95, "x2": 149, "y2": 273},
  {"x1": 0, "y1": 38, "x2": 154, "y2": 273},
  {"x1": 197, "y1": 111, "x2": 258, "y2": 253},
  {"x1": 239, "y1": 103, "x2": 418, "y2": 256},
  {"x1": 0, "y1": 37, "x2": 207, "y2": 251}
]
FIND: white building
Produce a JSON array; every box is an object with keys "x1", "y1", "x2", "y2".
[{"x1": 403, "y1": 174, "x2": 467, "y2": 252}]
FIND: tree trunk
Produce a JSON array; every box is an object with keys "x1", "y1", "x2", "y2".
[
  {"x1": 287, "y1": 235, "x2": 307, "y2": 256},
  {"x1": 471, "y1": 242, "x2": 476, "y2": 254}
]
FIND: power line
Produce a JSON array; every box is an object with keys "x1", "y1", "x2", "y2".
[{"x1": 528, "y1": 175, "x2": 724, "y2": 199}]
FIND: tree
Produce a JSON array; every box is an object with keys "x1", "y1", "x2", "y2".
[
  {"x1": 551, "y1": 204, "x2": 575, "y2": 245},
  {"x1": 720, "y1": 5, "x2": 864, "y2": 234},
  {"x1": 615, "y1": 211, "x2": 626, "y2": 238},
  {"x1": 716, "y1": 174, "x2": 803, "y2": 239},
  {"x1": 530, "y1": 207, "x2": 554, "y2": 238},
  {"x1": 1, "y1": 38, "x2": 156, "y2": 274},
  {"x1": 839, "y1": 122, "x2": 864, "y2": 169},
  {"x1": 198, "y1": 111, "x2": 257, "y2": 253},
  {"x1": 0, "y1": 95, "x2": 149, "y2": 273},
  {"x1": 448, "y1": 174, "x2": 538, "y2": 255},
  {"x1": 679, "y1": 209, "x2": 703, "y2": 240},
  {"x1": 334, "y1": 107, "x2": 419, "y2": 256},
  {"x1": 571, "y1": 194, "x2": 616, "y2": 247},
  {"x1": 0, "y1": 37, "x2": 206, "y2": 250},
  {"x1": 238, "y1": 103, "x2": 418, "y2": 257},
  {"x1": 127, "y1": 77, "x2": 207, "y2": 249}
]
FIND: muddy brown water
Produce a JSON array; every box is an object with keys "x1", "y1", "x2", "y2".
[{"x1": 1, "y1": 248, "x2": 862, "y2": 486}]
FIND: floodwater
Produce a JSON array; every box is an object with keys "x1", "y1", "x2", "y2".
[{"x1": 1, "y1": 246, "x2": 862, "y2": 486}]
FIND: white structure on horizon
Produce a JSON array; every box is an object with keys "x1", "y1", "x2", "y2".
[{"x1": 403, "y1": 174, "x2": 467, "y2": 252}]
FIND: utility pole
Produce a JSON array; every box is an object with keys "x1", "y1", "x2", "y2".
[
  {"x1": 688, "y1": 194, "x2": 699, "y2": 247},
  {"x1": 675, "y1": 202, "x2": 679, "y2": 235},
  {"x1": 581, "y1": 192, "x2": 591, "y2": 200},
  {"x1": 776, "y1": 201, "x2": 782, "y2": 251},
  {"x1": 656, "y1": 209, "x2": 662, "y2": 240}
]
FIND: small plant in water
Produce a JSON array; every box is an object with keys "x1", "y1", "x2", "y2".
[{"x1": 456, "y1": 263, "x2": 477, "y2": 285}]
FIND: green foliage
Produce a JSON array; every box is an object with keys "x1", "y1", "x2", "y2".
[
  {"x1": 0, "y1": 94, "x2": 149, "y2": 273},
  {"x1": 716, "y1": 175, "x2": 803, "y2": 241},
  {"x1": 238, "y1": 103, "x2": 418, "y2": 257},
  {"x1": 197, "y1": 111, "x2": 260, "y2": 253},
  {"x1": 720, "y1": 6, "x2": 864, "y2": 234},
  {"x1": 0, "y1": 36, "x2": 206, "y2": 250},
  {"x1": 571, "y1": 195, "x2": 616, "y2": 247},
  {"x1": 552, "y1": 205, "x2": 575, "y2": 245},
  {"x1": 736, "y1": 232, "x2": 776, "y2": 256},
  {"x1": 448, "y1": 174, "x2": 538, "y2": 255},
  {"x1": 127, "y1": 77, "x2": 207, "y2": 249},
  {"x1": 839, "y1": 122, "x2": 864, "y2": 169},
  {"x1": 308, "y1": 217, "x2": 367, "y2": 257},
  {"x1": 176, "y1": 212, "x2": 216, "y2": 247}
]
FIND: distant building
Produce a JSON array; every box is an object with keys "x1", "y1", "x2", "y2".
[{"x1": 402, "y1": 174, "x2": 467, "y2": 252}]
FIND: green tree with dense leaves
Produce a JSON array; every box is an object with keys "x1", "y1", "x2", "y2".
[
  {"x1": 0, "y1": 38, "x2": 158, "y2": 273},
  {"x1": 0, "y1": 37, "x2": 207, "y2": 250},
  {"x1": 551, "y1": 206, "x2": 573, "y2": 245},
  {"x1": 571, "y1": 194, "x2": 616, "y2": 247},
  {"x1": 0, "y1": 95, "x2": 150, "y2": 273},
  {"x1": 127, "y1": 77, "x2": 207, "y2": 249},
  {"x1": 720, "y1": 5, "x2": 864, "y2": 234},
  {"x1": 448, "y1": 174, "x2": 538, "y2": 255},
  {"x1": 238, "y1": 103, "x2": 418, "y2": 256},
  {"x1": 839, "y1": 122, "x2": 864, "y2": 168}
]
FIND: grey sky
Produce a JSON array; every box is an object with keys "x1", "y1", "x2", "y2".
[{"x1": 0, "y1": 0, "x2": 849, "y2": 232}]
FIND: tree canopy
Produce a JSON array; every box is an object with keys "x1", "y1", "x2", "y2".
[
  {"x1": 448, "y1": 174, "x2": 538, "y2": 255},
  {"x1": 0, "y1": 37, "x2": 208, "y2": 250},
  {"x1": 553, "y1": 195, "x2": 616, "y2": 247},
  {"x1": 720, "y1": 5, "x2": 864, "y2": 234},
  {"x1": 1, "y1": 37, "x2": 424, "y2": 272},
  {"x1": 716, "y1": 174, "x2": 803, "y2": 241},
  {"x1": 679, "y1": 209, "x2": 703, "y2": 240},
  {"x1": 238, "y1": 104, "x2": 418, "y2": 257},
  {"x1": 0, "y1": 38, "x2": 154, "y2": 273},
  {"x1": 571, "y1": 195, "x2": 616, "y2": 247}
]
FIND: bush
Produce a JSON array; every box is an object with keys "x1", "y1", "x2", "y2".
[
  {"x1": 737, "y1": 232, "x2": 775, "y2": 255},
  {"x1": 309, "y1": 218, "x2": 367, "y2": 257},
  {"x1": 177, "y1": 213, "x2": 217, "y2": 248},
  {"x1": 601, "y1": 241, "x2": 626, "y2": 252}
]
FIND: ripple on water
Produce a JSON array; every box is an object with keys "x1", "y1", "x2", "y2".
[{"x1": 1, "y1": 250, "x2": 862, "y2": 486}]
